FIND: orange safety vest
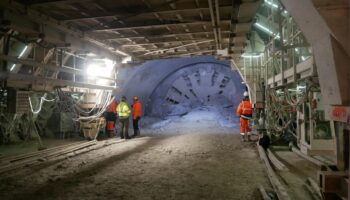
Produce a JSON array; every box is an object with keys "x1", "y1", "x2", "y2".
[
  {"x1": 107, "y1": 99, "x2": 118, "y2": 113},
  {"x1": 236, "y1": 100, "x2": 253, "y2": 119},
  {"x1": 132, "y1": 100, "x2": 142, "y2": 120}
]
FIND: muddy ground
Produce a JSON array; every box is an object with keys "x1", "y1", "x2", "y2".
[{"x1": 0, "y1": 133, "x2": 271, "y2": 200}]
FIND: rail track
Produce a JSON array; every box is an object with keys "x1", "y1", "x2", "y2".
[
  {"x1": 257, "y1": 143, "x2": 326, "y2": 200},
  {"x1": 0, "y1": 138, "x2": 125, "y2": 175}
]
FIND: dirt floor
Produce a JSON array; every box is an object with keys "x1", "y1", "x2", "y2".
[
  {"x1": 0, "y1": 133, "x2": 271, "y2": 200},
  {"x1": 0, "y1": 138, "x2": 84, "y2": 157}
]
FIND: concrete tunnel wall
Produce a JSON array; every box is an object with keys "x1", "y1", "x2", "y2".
[{"x1": 116, "y1": 56, "x2": 245, "y2": 118}]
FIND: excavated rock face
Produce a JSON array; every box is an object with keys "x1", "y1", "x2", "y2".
[{"x1": 118, "y1": 56, "x2": 244, "y2": 118}]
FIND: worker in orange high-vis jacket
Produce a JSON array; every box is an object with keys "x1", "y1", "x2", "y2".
[
  {"x1": 131, "y1": 96, "x2": 142, "y2": 137},
  {"x1": 105, "y1": 96, "x2": 118, "y2": 138},
  {"x1": 236, "y1": 91, "x2": 253, "y2": 141}
]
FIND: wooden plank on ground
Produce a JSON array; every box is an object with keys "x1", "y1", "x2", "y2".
[
  {"x1": 266, "y1": 149, "x2": 289, "y2": 171},
  {"x1": 257, "y1": 143, "x2": 291, "y2": 200}
]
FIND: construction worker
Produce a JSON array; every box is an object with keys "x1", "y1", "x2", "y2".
[
  {"x1": 131, "y1": 96, "x2": 142, "y2": 137},
  {"x1": 105, "y1": 96, "x2": 118, "y2": 138},
  {"x1": 117, "y1": 96, "x2": 131, "y2": 139},
  {"x1": 236, "y1": 91, "x2": 253, "y2": 141}
]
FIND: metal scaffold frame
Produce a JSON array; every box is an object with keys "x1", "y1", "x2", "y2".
[{"x1": 234, "y1": 0, "x2": 339, "y2": 165}]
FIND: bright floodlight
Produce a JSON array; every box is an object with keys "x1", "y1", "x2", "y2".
[
  {"x1": 86, "y1": 58, "x2": 115, "y2": 80},
  {"x1": 87, "y1": 63, "x2": 102, "y2": 78},
  {"x1": 122, "y1": 56, "x2": 132, "y2": 64}
]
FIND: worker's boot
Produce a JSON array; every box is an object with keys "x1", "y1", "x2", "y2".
[
  {"x1": 241, "y1": 134, "x2": 245, "y2": 142},
  {"x1": 125, "y1": 131, "x2": 130, "y2": 139},
  {"x1": 109, "y1": 131, "x2": 114, "y2": 138},
  {"x1": 248, "y1": 135, "x2": 251, "y2": 142},
  {"x1": 134, "y1": 130, "x2": 140, "y2": 138}
]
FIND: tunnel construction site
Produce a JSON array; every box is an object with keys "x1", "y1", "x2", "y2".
[{"x1": 0, "y1": 0, "x2": 349, "y2": 199}]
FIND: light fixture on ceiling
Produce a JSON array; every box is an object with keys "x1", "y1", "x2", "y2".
[
  {"x1": 254, "y1": 23, "x2": 283, "y2": 40},
  {"x1": 10, "y1": 45, "x2": 28, "y2": 71},
  {"x1": 241, "y1": 53, "x2": 263, "y2": 58},
  {"x1": 265, "y1": 0, "x2": 279, "y2": 9}
]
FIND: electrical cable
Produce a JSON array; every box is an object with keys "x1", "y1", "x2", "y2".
[
  {"x1": 73, "y1": 91, "x2": 112, "y2": 121},
  {"x1": 28, "y1": 94, "x2": 57, "y2": 114},
  {"x1": 73, "y1": 90, "x2": 103, "y2": 115}
]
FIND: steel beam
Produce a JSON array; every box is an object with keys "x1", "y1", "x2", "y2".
[
  {"x1": 132, "y1": 43, "x2": 227, "y2": 53},
  {"x1": 281, "y1": 0, "x2": 350, "y2": 105},
  {"x1": 0, "y1": 54, "x2": 116, "y2": 81},
  {"x1": 121, "y1": 39, "x2": 215, "y2": 47},
  {"x1": 25, "y1": 0, "x2": 93, "y2": 6},
  {"x1": 142, "y1": 40, "x2": 215, "y2": 56},
  {"x1": 215, "y1": 0, "x2": 222, "y2": 49},
  {"x1": 61, "y1": 6, "x2": 232, "y2": 22},
  {"x1": 229, "y1": 0, "x2": 241, "y2": 54},
  {"x1": 208, "y1": 0, "x2": 219, "y2": 49},
  {"x1": 105, "y1": 31, "x2": 232, "y2": 40},
  {"x1": 2, "y1": 1, "x2": 129, "y2": 59},
  {"x1": 161, "y1": 49, "x2": 216, "y2": 57},
  {"x1": 0, "y1": 73, "x2": 116, "y2": 90},
  {"x1": 92, "y1": 20, "x2": 231, "y2": 32}
]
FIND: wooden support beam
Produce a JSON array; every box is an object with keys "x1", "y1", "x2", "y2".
[
  {"x1": 257, "y1": 143, "x2": 291, "y2": 200},
  {"x1": 266, "y1": 149, "x2": 289, "y2": 171},
  {"x1": 291, "y1": 146, "x2": 325, "y2": 167}
]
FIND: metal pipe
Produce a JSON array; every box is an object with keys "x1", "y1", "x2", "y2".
[
  {"x1": 142, "y1": 40, "x2": 214, "y2": 56},
  {"x1": 64, "y1": 51, "x2": 87, "y2": 60},
  {"x1": 73, "y1": 53, "x2": 76, "y2": 82},
  {"x1": 214, "y1": 0, "x2": 222, "y2": 49},
  {"x1": 278, "y1": 8, "x2": 285, "y2": 84},
  {"x1": 208, "y1": 0, "x2": 219, "y2": 50}
]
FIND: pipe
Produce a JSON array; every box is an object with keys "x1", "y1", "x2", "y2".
[
  {"x1": 215, "y1": 0, "x2": 222, "y2": 49},
  {"x1": 142, "y1": 40, "x2": 214, "y2": 56},
  {"x1": 208, "y1": 0, "x2": 219, "y2": 50}
]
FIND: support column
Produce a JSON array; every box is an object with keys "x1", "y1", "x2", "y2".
[{"x1": 280, "y1": 0, "x2": 350, "y2": 106}]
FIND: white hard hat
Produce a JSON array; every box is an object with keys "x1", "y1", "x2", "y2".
[{"x1": 243, "y1": 91, "x2": 249, "y2": 97}]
